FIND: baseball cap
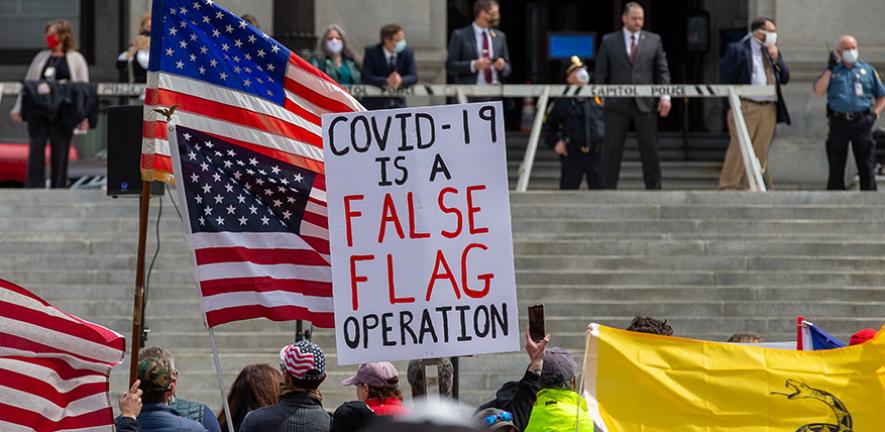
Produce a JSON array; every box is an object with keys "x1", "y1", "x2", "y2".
[
  {"x1": 850, "y1": 328, "x2": 877, "y2": 346},
  {"x1": 541, "y1": 347, "x2": 577, "y2": 383},
  {"x1": 279, "y1": 340, "x2": 326, "y2": 382},
  {"x1": 342, "y1": 362, "x2": 400, "y2": 388},
  {"x1": 137, "y1": 356, "x2": 175, "y2": 393},
  {"x1": 474, "y1": 408, "x2": 515, "y2": 431}
]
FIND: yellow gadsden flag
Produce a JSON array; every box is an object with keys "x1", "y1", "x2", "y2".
[{"x1": 582, "y1": 323, "x2": 885, "y2": 431}]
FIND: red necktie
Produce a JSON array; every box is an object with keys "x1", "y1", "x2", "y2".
[
  {"x1": 482, "y1": 31, "x2": 493, "y2": 83},
  {"x1": 630, "y1": 34, "x2": 638, "y2": 64}
]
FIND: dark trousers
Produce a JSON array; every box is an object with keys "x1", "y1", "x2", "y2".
[
  {"x1": 27, "y1": 116, "x2": 73, "y2": 188},
  {"x1": 560, "y1": 152, "x2": 607, "y2": 190},
  {"x1": 826, "y1": 115, "x2": 877, "y2": 191},
  {"x1": 602, "y1": 105, "x2": 662, "y2": 189}
]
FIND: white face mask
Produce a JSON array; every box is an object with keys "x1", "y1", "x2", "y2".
[
  {"x1": 394, "y1": 38, "x2": 407, "y2": 54},
  {"x1": 325, "y1": 38, "x2": 343, "y2": 55},
  {"x1": 575, "y1": 68, "x2": 590, "y2": 84},
  {"x1": 842, "y1": 49, "x2": 859, "y2": 64},
  {"x1": 762, "y1": 31, "x2": 777, "y2": 46}
]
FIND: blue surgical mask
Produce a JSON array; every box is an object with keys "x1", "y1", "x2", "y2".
[{"x1": 394, "y1": 38, "x2": 407, "y2": 54}]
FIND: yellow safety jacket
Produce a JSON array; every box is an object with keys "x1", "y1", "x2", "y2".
[{"x1": 524, "y1": 388, "x2": 595, "y2": 432}]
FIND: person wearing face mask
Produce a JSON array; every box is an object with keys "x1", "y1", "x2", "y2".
[
  {"x1": 116, "y1": 13, "x2": 152, "y2": 84},
  {"x1": 540, "y1": 57, "x2": 607, "y2": 190},
  {"x1": 310, "y1": 25, "x2": 362, "y2": 86},
  {"x1": 10, "y1": 19, "x2": 90, "y2": 188},
  {"x1": 445, "y1": 0, "x2": 511, "y2": 86},
  {"x1": 361, "y1": 23, "x2": 418, "y2": 110},
  {"x1": 718, "y1": 17, "x2": 791, "y2": 190},
  {"x1": 814, "y1": 35, "x2": 885, "y2": 191}
]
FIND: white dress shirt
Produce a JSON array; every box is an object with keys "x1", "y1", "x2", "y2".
[
  {"x1": 749, "y1": 37, "x2": 777, "y2": 102},
  {"x1": 470, "y1": 21, "x2": 498, "y2": 85},
  {"x1": 383, "y1": 46, "x2": 397, "y2": 69},
  {"x1": 621, "y1": 27, "x2": 669, "y2": 102}
]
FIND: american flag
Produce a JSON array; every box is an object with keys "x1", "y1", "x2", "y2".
[
  {"x1": 0, "y1": 279, "x2": 125, "y2": 432},
  {"x1": 142, "y1": 0, "x2": 362, "y2": 327}
]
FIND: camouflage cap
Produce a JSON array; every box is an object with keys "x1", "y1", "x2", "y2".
[{"x1": 138, "y1": 356, "x2": 175, "y2": 392}]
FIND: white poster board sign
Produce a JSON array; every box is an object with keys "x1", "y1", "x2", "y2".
[{"x1": 323, "y1": 102, "x2": 519, "y2": 365}]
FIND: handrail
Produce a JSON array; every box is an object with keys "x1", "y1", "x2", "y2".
[
  {"x1": 0, "y1": 82, "x2": 773, "y2": 192},
  {"x1": 0, "y1": 82, "x2": 774, "y2": 99}
]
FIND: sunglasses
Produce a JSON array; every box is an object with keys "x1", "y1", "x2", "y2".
[{"x1": 482, "y1": 410, "x2": 513, "y2": 426}]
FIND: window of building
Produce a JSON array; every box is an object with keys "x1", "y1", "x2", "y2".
[{"x1": 0, "y1": 0, "x2": 93, "y2": 64}]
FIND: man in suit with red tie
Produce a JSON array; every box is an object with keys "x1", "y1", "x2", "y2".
[
  {"x1": 445, "y1": 0, "x2": 511, "y2": 86},
  {"x1": 595, "y1": 2, "x2": 671, "y2": 190}
]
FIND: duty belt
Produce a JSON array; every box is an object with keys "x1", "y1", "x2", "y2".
[{"x1": 830, "y1": 109, "x2": 871, "y2": 122}]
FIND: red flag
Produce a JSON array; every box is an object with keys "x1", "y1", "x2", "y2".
[{"x1": 0, "y1": 279, "x2": 125, "y2": 432}]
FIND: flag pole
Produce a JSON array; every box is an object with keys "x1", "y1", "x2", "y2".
[
  {"x1": 129, "y1": 180, "x2": 151, "y2": 385},
  {"x1": 208, "y1": 327, "x2": 235, "y2": 432},
  {"x1": 165, "y1": 121, "x2": 235, "y2": 432}
]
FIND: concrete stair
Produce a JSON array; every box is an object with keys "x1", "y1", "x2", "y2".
[{"x1": 1, "y1": 189, "x2": 884, "y2": 414}]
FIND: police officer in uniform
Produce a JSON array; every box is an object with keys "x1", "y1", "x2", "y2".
[
  {"x1": 814, "y1": 35, "x2": 885, "y2": 190},
  {"x1": 541, "y1": 56, "x2": 607, "y2": 189}
]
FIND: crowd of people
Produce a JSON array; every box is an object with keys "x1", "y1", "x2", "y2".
[
  {"x1": 7, "y1": 0, "x2": 884, "y2": 191},
  {"x1": 110, "y1": 316, "x2": 880, "y2": 432}
]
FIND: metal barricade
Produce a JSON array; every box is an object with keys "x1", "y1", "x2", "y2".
[{"x1": 1, "y1": 82, "x2": 773, "y2": 192}]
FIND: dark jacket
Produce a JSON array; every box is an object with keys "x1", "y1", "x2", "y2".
[
  {"x1": 20, "y1": 80, "x2": 98, "y2": 129},
  {"x1": 361, "y1": 43, "x2": 418, "y2": 110},
  {"x1": 114, "y1": 416, "x2": 141, "y2": 432},
  {"x1": 594, "y1": 30, "x2": 671, "y2": 113},
  {"x1": 445, "y1": 25, "x2": 511, "y2": 84},
  {"x1": 719, "y1": 38, "x2": 792, "y2": 124},
  {"x1": 239, "y1": 392, "x2": 332, "y2": 432},
  {"x1": 476, "y1": 370, "x2": 541, "y2": 432},
  {"x1": 170, "y1": 397, "x2": 222, "y2": 432},
  {"x1": 137, "y1": 403, "x2": 207, "y2": 432},
  {"x1": 542, "y1": 97, "x2": 606, "y2": 154}
]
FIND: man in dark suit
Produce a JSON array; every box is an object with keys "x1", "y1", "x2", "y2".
[
  {"x1": 445, "y1": 0, "x2": 511, "y2": 85},
  {"x1": 594, "y1": 2, "x2": 671, "y2": 190},
  {"x1": 361, "y1": 23, "x2": 418, "y2": 110},
  {"x1": 719, "y1": 17, "x2": 791, "y2": 190}
]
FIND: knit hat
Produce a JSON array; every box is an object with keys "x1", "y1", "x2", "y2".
[
  {"x1": 343, "y1": 361, "x2": 400, "y2": 389},
  {"x1": 331, "y1": 401, "x2": 377, "y2": 432},
  {"x1": 279, "y1": 340, "x2": 326, "y2": 382},
  {"x1": 474, "y1": 408, "x2": 516, "y2": 431},
  {"x1": 849, "y1": 328, "x2": 877, "y2": 346}
]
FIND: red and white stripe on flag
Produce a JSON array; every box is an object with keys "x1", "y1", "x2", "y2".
[{"x1": 0, "y1": 279, "x2": 125, "y2": 432}]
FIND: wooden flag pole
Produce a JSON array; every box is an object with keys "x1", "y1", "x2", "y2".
[{"x1": 129, "y1": 180, "x2": 152, "y2": 385}]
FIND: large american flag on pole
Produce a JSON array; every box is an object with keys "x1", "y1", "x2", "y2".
[
  {"x1": 142, "y1": 0, "x2": 362, "y2": 327},
  {"x1": 0, "y1": 279, "x2": 125, "y2": 432}
]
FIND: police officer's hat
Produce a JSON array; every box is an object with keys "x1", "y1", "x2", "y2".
[{"x1": 565, "y1": 56, "x2": 586, "y2": 76}]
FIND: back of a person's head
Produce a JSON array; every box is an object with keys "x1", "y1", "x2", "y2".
[
  {"x1": 727, "y1": 333, "x2": 763, "y2": 343},
  {"x1": 626, "y1": 316, "x2": 674, "y2": 336},
  {"x1": 331, "y1": 400, "x2": 377, "y2": 432},
  {"x1": 220, "y1": 363, "x2": 283, "y2": 431},
  {"x1": 408, "y1": 358, "x2": 454, "y2": 397},
  {"x1": 279, "y1": 340, "x2": 327, "y2": 391},
  {"x1": 540, "y1": 347, "x2": 578, "y2": 391},
  {"x1": 137, "y1": 346, "x2": 177, "y2": 404}
]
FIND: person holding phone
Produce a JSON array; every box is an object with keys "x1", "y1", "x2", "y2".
[
  {"x1": 117, "y1": 13, "x2": 152, "y2": 84},
  {"x1": 445, "y1": 0, "x2": 511, "y2": 86}
]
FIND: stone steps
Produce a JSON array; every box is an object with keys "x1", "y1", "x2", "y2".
[{"x1": 3, "y1": 189, "x2": 885, "y2": 410}]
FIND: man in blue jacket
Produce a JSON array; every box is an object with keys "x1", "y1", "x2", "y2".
[
  {"x1": 136, "y1": 350, "x2": 206, "y2": 432},
  {"x1": 719, "y1": 17, "x2": 791, "y2": 190},
  {"x1": 361, "y1": 23, "x2": 418, "y2": 110}
]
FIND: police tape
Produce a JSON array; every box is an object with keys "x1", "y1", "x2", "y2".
[{"x1": 0, "y1": 82, "x2": 774, "y2": 99}]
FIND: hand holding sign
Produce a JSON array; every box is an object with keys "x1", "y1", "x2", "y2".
[{"x1": 323, "y1": 102, "x2": 518, "y2": 365}]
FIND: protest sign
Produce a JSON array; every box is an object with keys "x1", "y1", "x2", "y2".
[{"x1": 323, "y1": 102, "x2": 519, "y2": 365}]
